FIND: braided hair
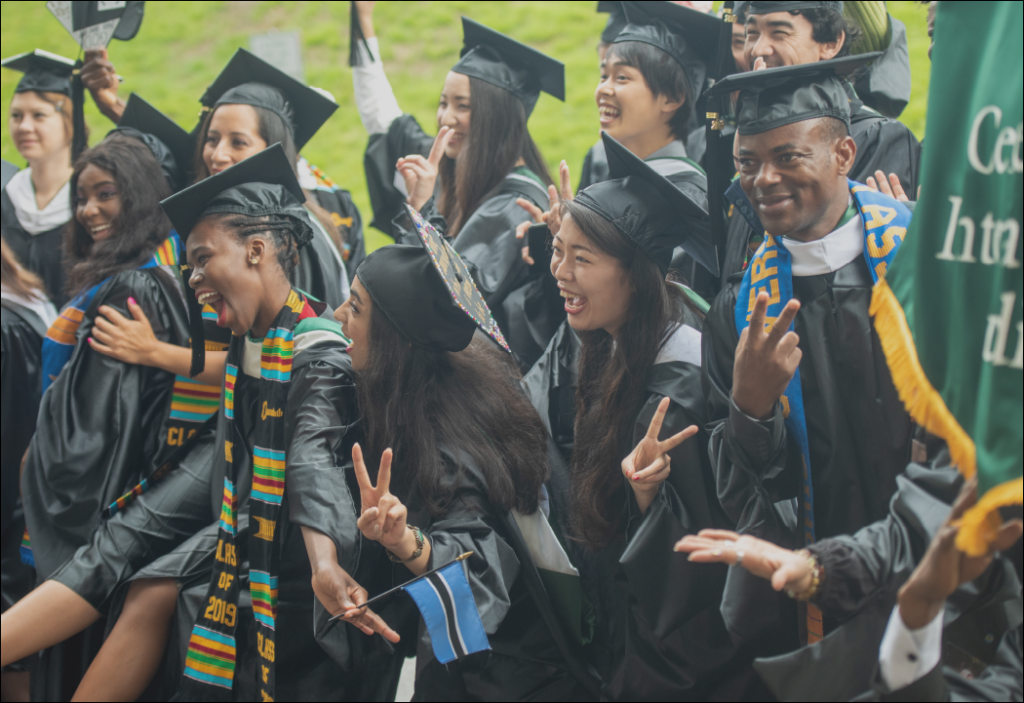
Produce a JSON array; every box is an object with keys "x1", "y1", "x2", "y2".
[{"x1": 211, "y1": 213, "x2": 313, "y2": 277}]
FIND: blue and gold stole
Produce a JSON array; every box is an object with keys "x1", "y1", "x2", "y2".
[{"x1": 734, "y1": 180, "x2": 912, "y2": 642}]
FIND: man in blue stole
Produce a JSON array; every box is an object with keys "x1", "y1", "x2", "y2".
[{"x1": 700, "y1": 58, "x2": 916, "y2": 652}]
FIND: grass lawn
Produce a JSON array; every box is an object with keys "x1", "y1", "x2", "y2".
[{"x1": 1, "y1": 1, "x2": 933, "y2": 252}]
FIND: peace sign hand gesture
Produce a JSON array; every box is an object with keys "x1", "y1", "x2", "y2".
[
  {"x1": 732, "y1": 292, "x2": 802, "y2": 421},
  {"x1": 622, "y1": 397, "x2": 699, "y2": 515},
  {"x1": 397, "y1": 126, "x2": 455, "y2": 212},
  {"x1": 352, "y1": 444, "x2": 408, "y2": 553},
  {"x1": 516, "y1": 160, "x2": 573, "y2": 265}
]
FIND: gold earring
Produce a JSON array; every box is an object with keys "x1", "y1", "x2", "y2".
[{"x1": 250, "y1": 256, "x2": 259, "y2": 265}]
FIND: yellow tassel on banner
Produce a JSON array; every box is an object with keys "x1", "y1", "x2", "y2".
[{"x1": 870, "y1": 280, "x2": 1021, "y2": 556}]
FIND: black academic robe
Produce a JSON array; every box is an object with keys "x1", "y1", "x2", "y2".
[
  {"x1": 852, "y1": 15, "x2": 913, "y2": 120},
  {"x1": 77, "y1": 338, "x2": 381, "y2": 700},
  {"x1": 528, "y1": 301, "x2": 768, "y2": 701},
  {"x1": 380, "y1": 444, "x2": 597, "y2": 702},
  {"x1": 702, "y1": 255, "x2": 916, "y2": 650},
  {"x1": 718, "y1": 85, "x2": 923, "y2": 285},
  {"x1": 0, "y1": 301, "x2": 47, "y2": 618},
  {"x1": 307, "y1": 182, "x2": 367, "y2": 281},
  {"x1": 749, "y1": 459, "x2": 1023, "y2": 702},
  {"x1": 294, "y1": 212, "x2": 348, "y2": 310},
  {"x1": 1, "y1": 189, "x2": 70, "y2": 309}
]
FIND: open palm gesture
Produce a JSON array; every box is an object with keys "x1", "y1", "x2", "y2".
[
  {"x1": 352, "y1": 444, "x2": 408, "y2": 552},
  {"x1": 622, "y1": 397, "x2": 699, "y2": 513}
]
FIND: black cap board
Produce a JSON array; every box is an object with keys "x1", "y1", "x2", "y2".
[
  {"x1": 1, "y1": 50, "x2": 76, "y2": 96},
  {"x1": 575, "y1": 132, "x2": 714, "y2": 275},
  {"x1": 709, "y1": 53, "x2": 880, "y2": 135},
  {"x1": 1, "y1": 159, "x2": 19, "y2": 193},
  {"x1": 613, "y1": 1, "x2": 724, "y2": 98},
  {"x1": 199, "y1": 48, "x2": 338, "y2": 150},
  {"x1": 47, "y1": 0, "x2": 146, "y2": 50},
  {"x1": 110, "y1": 94, "x2": 193, "y2": 192},
  {"x1": 160, "y1": 143, "x2": 315, "y2": 377},
  {"x1": 597, "y1": 2, "x2": 628, "y2": 44},
  {"x1": 358, "y1": 206, "x2": 511, "y2": 354},
  {"x1": 451, "y1": 17, "x2": 565, "y2": 117},
  {"x1": 748, "y1": 1, "x2": 843, "y2": 14}
]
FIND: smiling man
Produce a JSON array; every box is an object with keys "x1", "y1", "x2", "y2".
[{"x1": 701, "y1": 56, "x2": 917, "y2": 650}]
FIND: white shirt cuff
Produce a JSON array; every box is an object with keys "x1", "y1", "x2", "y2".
[
  {"x1": 351, "y1": 36, "x2": 403, "y2": 135},
  {"x1": 879, "y1": 605, "x2": 944, "y2": 691}
]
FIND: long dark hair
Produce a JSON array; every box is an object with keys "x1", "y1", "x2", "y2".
[
  {"x1": 357, "y1": 310, "x2": 549, "y2": 517},
  {"x1": 565, "y1": 200, "x2": 700, "y2": 548},
  {"x1": 437, "y1": 76, "x2": 553, "y2": 238},
  {"x1": 63, "y1": 134, "x2": 173, "y2": 298},
  {"x1": 606, "y1": 41, "x2": 693, "y2": 141},
  {"x1": 192, "y1": 103, "x2": 347, "y2": 258}
]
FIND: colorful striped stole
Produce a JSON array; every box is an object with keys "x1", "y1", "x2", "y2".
[
  {"x1": 182, "y1": 289, "x2": 317, "y2": 702},
  {"x1": 734, "y1": 180, "x2": 911, "y2": 644}
]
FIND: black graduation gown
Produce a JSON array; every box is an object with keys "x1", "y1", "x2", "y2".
[
  {"x1": 0, "y1": 301, "x2": 47, "y2": 619},
  {"x1": 702, "y1": 255, "x2": 916, "y2": 649},
  {"x1": 718, "y1": 85, "x2": 923, "y2": 285},
  {"x1": 749, "y1": 459, "x2": 1023, "y2": 702},
  {"x1": 391, "y1": 447, "x2": 597, "y2": 702},
  {"x1": 851, "y1": 15, "x2": 913, "y2": 120},
  {"x1": 307, "y1": 179, "x2": 367, "y2": 281},
  {"x1": 1, "y1": 190, "x2": 70, "y2": 309},
  {"x1": 363, "y1": 113, "x2": 435, "y2": 240},
  {"x1": 80, "y1": 339, "x2": 380, "y2": 700},
  {"x1": 527, "y1": 302, "x2": 768, "y2": 701},
  {"x1": 294, "y1": 211, "x2": 348, "y2": 310}
]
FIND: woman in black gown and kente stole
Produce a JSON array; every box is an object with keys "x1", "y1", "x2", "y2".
[{"x1": 524, "y1": 133, "x2": 769, "y2": 700}]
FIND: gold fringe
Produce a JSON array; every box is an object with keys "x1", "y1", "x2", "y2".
[{"x1": 870, "y1": 280, "x2": 1021, "y2": 556}]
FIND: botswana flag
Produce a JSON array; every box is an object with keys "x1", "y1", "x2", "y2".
[{"x1": 403, "y1": 560, "x2": 490, "y2": 664}]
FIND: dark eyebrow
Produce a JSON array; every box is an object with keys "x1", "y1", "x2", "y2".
[
  {"x1": 570, "y1": 243, "x2": 595, "y2": 253},
  {"x1": 767, "y1": 19, "x2": 796, "y2": 30},
  {"x1": 350, "y1": 288, "x2": 363, "y2": 304},
  {"x1": 771, "y1": 143, "x2": 800, "y2": 153},
  {"x1": 737, "y1": 148, "x2": 758, "y2": 157},
  {"x1": 439, "y1": 92, "x2": 470, "y2": 102},
  {"x1": 186, "y1": 244, "x2": 210, "y2": 266}
]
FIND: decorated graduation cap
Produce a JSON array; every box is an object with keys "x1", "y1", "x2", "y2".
[
  {"x1": 47, "y1": 1, "x2": 146, "y2": 50},
  {"x1": 597, "y1": 1, "x2": 628, "y2": 44},
  {"x1": 109, "y1": 94, "x2": 193, "y2": 191},
  {"x1": 357, "y1": 206, "x2": 511, "y2": 354},
  {"x1": 451, "y1": 17, "x2": 565, "y2": 117},
  {"x1": 748, "y1": 1, "x2": 843, "y2": 14},
  {"x1": 708, "y1": 52, "x2": 880, "y2": 134},
  {"x1": 1, "y1": 50, "x2": 75, "y2": 96},
  {"x1": 199, "y1": 48, "x2": 338, "y2": 150},
  {"x1": 613, "y1": 0, "x2": 725, "y2": 97},
  {"x1": 160, "y1": 143, "x2": 315, "y2": 376},
  {"x1": 576, "y1": 132, "x2": 714, "y2": 275}
]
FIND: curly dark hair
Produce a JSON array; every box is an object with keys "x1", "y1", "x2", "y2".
[
  {"x1": 357, "y1": 310, "x2": 550, "y2": 518},
  {"x1": 63, "y1": 133, "x2": 173, "y2": 298}
]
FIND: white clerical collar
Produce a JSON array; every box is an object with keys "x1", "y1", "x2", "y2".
[
  {"x1": 5, "y1": 168, "x2": 72, "y2": 235},
  {"x1": 783, "y1": 202, "x2": 864, "y2": 277}
]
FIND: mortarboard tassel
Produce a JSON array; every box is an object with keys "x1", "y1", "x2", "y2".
[
  {"x1": 71, "y1": 59, "x2": 88, "y2": 163},
  {"x1": 348, "y1": 1, "x2": 375, "y2": 67},
  {"x1": 181, "y1": 265, "x2": 206, "y2": 378},
  {"x1": 705, "y1": 1, "x2": 736, "y2": 268}
]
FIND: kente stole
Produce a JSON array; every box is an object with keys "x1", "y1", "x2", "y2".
[
  {"x1": 734, "y1": 180, "x2": 912, "y2": 643},
  {"x1": 182, "y1": 290, "x2": 317, "y2": 702}
]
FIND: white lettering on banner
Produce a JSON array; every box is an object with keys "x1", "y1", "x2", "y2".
[
  {"x1": 937, "y1": 196, "x2": 1021, "y2": 268},
  {"x1": 968, "y1": 106, "x2": 1024, "y2": 175},
  {"x1": 1015, "y1": 123, "x2": 1024, "y2": 174},
  {"x1": 1015, "y1": 322, "x2": 1024, "y2": 370},
  {"x1": 982, "y1": 291, "x2": 1021, "y2": 369}
]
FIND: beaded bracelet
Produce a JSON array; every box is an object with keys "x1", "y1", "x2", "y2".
[
  {"x1": 387, "y1": 525, "x2": 425, "y2": 564},
  {"x1": 785, "y1": 549, "x2": 824, "y2": 602}
]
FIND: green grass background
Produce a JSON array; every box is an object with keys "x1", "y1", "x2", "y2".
[{"x1": 1, "y1": 1, "x2": 932, "y2": 252}]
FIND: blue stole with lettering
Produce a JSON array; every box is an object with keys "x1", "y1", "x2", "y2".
[{"x1": 734, "y1": 180, "x2": 912, "y2": 641}]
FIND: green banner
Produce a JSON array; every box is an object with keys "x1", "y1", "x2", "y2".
[{"x1": 870, "y1": 1, "x2": 1022, "y2": 555}]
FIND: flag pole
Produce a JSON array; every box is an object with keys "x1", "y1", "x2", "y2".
[{"x1": 328, "y1": 552, "x2": 474, "y2": 622}]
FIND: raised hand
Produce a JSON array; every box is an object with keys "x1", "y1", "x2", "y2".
[
  {"x1": 81, "y1": 48, "x2": 124, "y2": 123},
  {"x1": 88, "y1": 297, "x2": 159, "y2": 365},
  {"x1": 622, "y1": 397, "x2": 699, "y2": 514},
  {"x1": 732, "y1": 293, "x2": 802, "y2": 421},
  {"x1": 675, "y1": 530, "x2": 816, "y2": 594},
  {"x1": 865, "y1": 170, "x2": 910, "y2": 202},
  {"x1": 397, "y1": 126, "x2": 454, "y2": 212},
  {"x1": 516, "y1": 160, "x2": 573, "y2": 264},
  {"x1": 352, "y1": 444, "x2": 408, "y2": 553},
  {"x1": 897, "y1": 477, "x2": 1023, "y2": 628}
]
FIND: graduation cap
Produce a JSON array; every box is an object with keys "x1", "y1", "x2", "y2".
[
  {"x1": 708, "y1": 52, "x2": 880, "y2": 134},
  {"x1": 1, "y1": 50, "x2": 76, "y2": 96},
  {"x1": 47, "y1": 1, "x2": 146, "y2": 50},
  {"x1": 613, "y1": 0, "x2": 725, "y2": 96},
  {"x1": 575, "y1": 132, "x2": 714, "y2": 275},
  {"x1": 109, "y1": 94, "x2": 193, "y2": 191},
  {"x1": 160, "y1": 143, "x2": 315, "y2": 376},
  {"x1": 597, "y1": 2, "x2": 628, "y2": 45},
  {"x1": 451, "y1": 17, "x2": 565, "y2": 117},
  {"x1": 356, "y1": 206, "x2": 511, "y2": 354},
  {"x1": 199, "y1": 48, "x2": 338, "y2": 151},
  {"x1": 747, "y1": 1, "x2": 843, "y2": 14}
]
